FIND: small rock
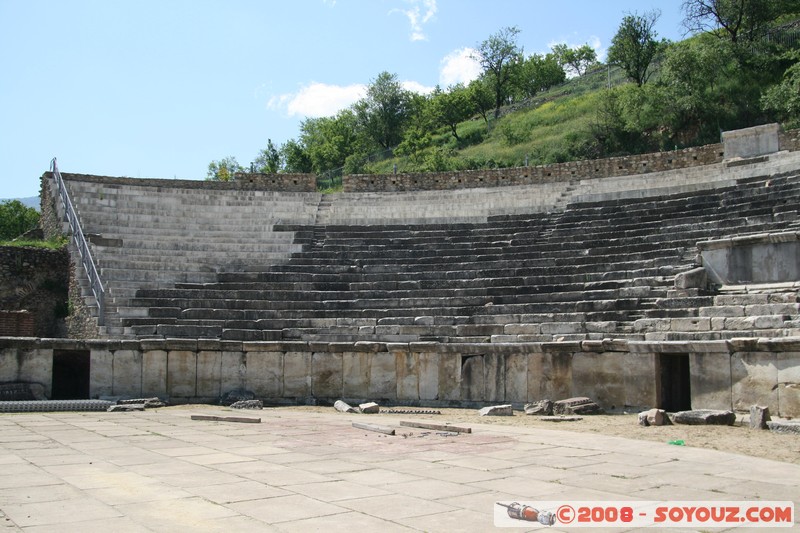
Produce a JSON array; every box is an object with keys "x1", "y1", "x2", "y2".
[
  {"x1": 766, "y1": 420, "x2": 800, "y2": 435},
  {"x1": 359, "y1": 402, "x2": 380, "y2": 414},
  {"x1": 107, "y1": 404, "x2": 144, "y2": 412},
  {"x1": 118, "y1": 397, "x2": 166, "y2": 408},
  {"x1": 334, "y1": 400, "x2": 356, "y2": 413},
  {"x1": 749, "y1": 405, "x2": 770, "y2": 430},
  {"x1": 230, "y1": 400, "x2": 263, "y2": 410},
  {"x1": 671, "y1": 409, "x2": 736, "y2": 426},
  {"x1": 638, "y1": 408, "x2": 668, "y2": 426},
  {"x1": 479, "y1": 404, "x2": 513, "y2": 416},
  {"x1": 524, "y1": 399, "x2": 553, "y2": 416},
  {"x1": 553, "y1": 397, "x2": 604, "y2": 415}
]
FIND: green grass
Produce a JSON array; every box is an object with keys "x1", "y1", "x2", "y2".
[{"x1": 0, "y1": 235, "x2": 68, "y2": 249}]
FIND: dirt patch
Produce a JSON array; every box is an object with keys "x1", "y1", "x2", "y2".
[{"x1": 253, "y1": 405, "x2": 800, "y2": 465}]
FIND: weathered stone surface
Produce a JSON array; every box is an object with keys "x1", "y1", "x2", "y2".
[
  {"x1": 334, "y1": 400, "x2": 356, "y2": 413},
  {"x1": 524, "y1": 399, "x2": 553, "y2": 416},
  {"x1": 359, "y1": 402, "x2": 380, "y2": 414},
  {"x1": 479, "y1": 404, "x2": 513, "y2": 416},
  {"x1": 230, "y1": 399, "x2": 263, "y2": 409},
  {"x1": 671, "y1": 409, "x2": 736, "y2": 425},
  {"x1": 553, "y1": 396, "x2": 604, "y2": 415},
  {"x1": 638, "y1": 408, "x2": 668, "y2": 426},
  {"x1": 674, "y1": 267, "x2": 707, "y2": 290},
  {"x1": 539, "y1": 416, "x2": 582, "y2": 422},
  {"x1": 767, "y1": 420, "x2": 800, "y2": 434},
  {"x1": 749, "y1": 405, "x2": 770, "y2": 429}
]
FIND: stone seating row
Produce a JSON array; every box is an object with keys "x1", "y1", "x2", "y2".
[{"x1": 120, "y1": 168, "x2": 800, "y2": 341}]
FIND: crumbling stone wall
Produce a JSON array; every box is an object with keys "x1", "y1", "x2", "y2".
[
  {"x1": 0, "y1": 246, "x2": 69, "y2": 337},
  {"x1": 344, "y1": 143, "x2": 725, "y2": 192}
]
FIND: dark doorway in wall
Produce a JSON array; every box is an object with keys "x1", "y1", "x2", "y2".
[
  {"x1": 52, "y1": 350, "x2": 90, "y2": 400},
  {"x1": 658, "y1": 353, "x2": 691, "y2": 412}
]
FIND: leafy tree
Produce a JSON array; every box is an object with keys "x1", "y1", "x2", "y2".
[
  {"x1": 431, "y1": 84, "x2": 474, "y2": 141},
  {"x1": 206, "y1": 156, "x2": 243, "y2": 181},
  {"x1": 354, "y1": 71, "x2": 412, "y2": 149},
  {"x1": 467, "y1": 77, "x2": 494, "y2": 126},
  {"x1": 0, "y1": 200, "x2": 40, "y2": 240},
  {"x1": 552, "y1": 43, "x2": 598, "y2": 77},
  {"x1": 762, "y1": 50, "x2": 800, "y2": 128},
  {"x1": 474, "y1": 26, "x2": 524, "y2": 118},
  {"x1": 251, "y1": 139, "x2": 281, "y2": 173},
  {"x1": 681, "y1": 0, "x2": 800, "y2": 44},
  {"x1": 279, "y1": 139, "x2": 313, "y2": 173},
  {"x1": 608, "y1": 10, "x2": 664, "y2": 86},
  {"x1": 300, "y1": 109, "x2": 364, "y2": 174},
  {"x1": 515, "y1": 52, "x2": 566, "y2": 98}
]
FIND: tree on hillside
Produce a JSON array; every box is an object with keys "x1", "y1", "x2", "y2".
[
  {"x1": 552, "y1": 43, "x2": 598, "y2": 77},
  {"x1": 431, "y1": 84, "x2": 474, "y2": 141},
  {"x1": 681, "y1": 0, "x2": 800, "y2": 44},
  {"x1": 515, "y1": 52, "x2": 566, "y2": 98},
  {"x1": 474, "y1": 26, "x2": 524, "y2": 118},
  {"x1": 300, "y1": 109, "x2": 363, "y2": 174},
  {"x1": 762, "y1": 50, "x2": 800, "y2": 128},
  {"x1": 467, "y1": 77, "x2": 494, "y2": 126},
  {"x1": 251, "y1": 139, "x2": 281, "y2": 173},
  {"x1": 608, "y1": 10, "x2": 665, "y2": 86},
  {"x1": 354, "y1": 71, "x2": 412, "y2": 149},
  {"x1": 0, "y1": 200, "x2": 40, "y2": 240},
  {"x1": 206, "y1": 156, "x2": 243, "y2": 181},
  {"x1": 279, "y1": 139, "x2": 313, "y2": 173}
]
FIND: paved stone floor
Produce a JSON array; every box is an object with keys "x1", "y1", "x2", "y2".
[{"x1": 0, "y1": 407, "x2": 797, "y2": 532}]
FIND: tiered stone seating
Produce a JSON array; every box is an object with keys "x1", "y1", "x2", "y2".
[
  {"x1": 60, "y1": 177, "x2": 321, "y2": 335},
  {"x1": 122, "y1": 165, "x2": 800, "y2": 342}
]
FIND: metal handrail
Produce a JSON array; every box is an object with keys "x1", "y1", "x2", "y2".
[{"x1": 50, "y1": 158, "x2": 105, "y2": 326}]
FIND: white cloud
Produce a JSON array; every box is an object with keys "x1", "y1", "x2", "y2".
[
  {"x1": 391, "y1": 0, "x2": 437, "y2": 42},
  {"x1": 439, "y1": 47, "x2": 481, "y2": 87},
  {"x1": 401, "y1": 80, "x2": 435, "y2": 95},
  {"x1": 268, "y1": 82, "x2": 367, "y2": 118},
  {"x1": 268, "y1": 79, "x2": 435, "y2": 119}
]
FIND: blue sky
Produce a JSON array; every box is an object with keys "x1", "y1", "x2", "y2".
[{"x1": 1, "y1": 0, "x2": 686, "y2": 199}]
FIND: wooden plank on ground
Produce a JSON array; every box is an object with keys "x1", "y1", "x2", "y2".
[
  {"x1": 399, "y1": 421, "x2": 472, "y2": 433},
  {"x1": 352, "y1": 421, "x2": 396, "y2": 435},
  {"x1": 191, "y1": 414, "x2": 261, "y2": 424}
]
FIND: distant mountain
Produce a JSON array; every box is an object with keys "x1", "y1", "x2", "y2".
[{"x1": 1, "y1": 196, "x2": 39, "y2": 211}]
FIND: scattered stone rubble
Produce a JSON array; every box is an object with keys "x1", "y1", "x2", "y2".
[
  {"x1": 524, "y1": 400, "x2": 553, "y2": 416},
  {"x1": 230, "y1": 400, "x2": 263, "y2": 410},
  {"x1": 219, "y1": 389, "x2": 255, "y2": 406},
  {"x1": 553, "y1": 397, "x2": 604, "y2": 415},
  {"x1": 749, "y1": 405, "x2": 770, "y2": 429},
  {"x1": 107, "y1": 397, "x2": 167, "y2": 412}
]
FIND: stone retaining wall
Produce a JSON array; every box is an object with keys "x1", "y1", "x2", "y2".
[
  {"x1": 344, "y1": 144, "x2": 724, "y2": 192},
  {"x1": 43, "y1": 172, "x2": 318, "y2": 193},
  {"x1": 0, "y1": 247, "x2": 69, "y2": 337},
  {"x1": 1, "y1": 337, "x2": 796, "y2": 417}
]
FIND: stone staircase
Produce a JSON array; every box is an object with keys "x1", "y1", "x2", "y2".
[{"x1": 119, "y1": 168, "x2": 800, "y2": 342}]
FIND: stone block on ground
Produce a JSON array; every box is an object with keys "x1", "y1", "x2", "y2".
[
  {"x1": 749, "y1": 405, "x2": 770, "y2": 430},
  {"x1": 524, "y1": 399, "x2": 553, "y2": 416},
  {"x1": 107, "y1": 404, "x2": 145, "y2": 412},
  {"x1": 671, "y1": 409, "x2": 736, "y2": 426},
  {"x1": 358, "y1": 402, "x2": 380, "y2": 414},
  {"x1": 334, "y1": 400, "x2": 356, "y2": 413},
  {"x1": 479, "y1": 404, "x2": 513, "y2": 416},
  {"x1": 118, "y1": 397, "x2": 167, "y2": 408},
  {"x1": 230, "y1": 399, "x2": 263, "y2": 410},
  {"x1": 638, "y1": 408, "x2": 668, "y2": 426},
  {"x1": 766, "y1": 420, "x2": 800, "y2": 434},
  {"x1": 553, "y1": 397, "x2": 604, "y2": 415}
]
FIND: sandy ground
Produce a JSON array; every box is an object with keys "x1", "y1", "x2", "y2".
[{"x1": 256, "y1": 405, "x2": 800, "y2": 465}]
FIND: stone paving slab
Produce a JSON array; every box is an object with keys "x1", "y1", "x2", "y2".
[{"x1": 0, "y1": 406, "x2": 797, "y2": 532}]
